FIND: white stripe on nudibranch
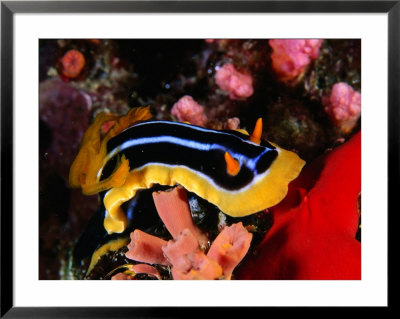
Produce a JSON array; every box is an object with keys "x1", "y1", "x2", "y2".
[
  {"x1": 122, "y1": 120, "x2": 265, "y2": 146},
  {"x1": 97, "y1": 121, "x2": 279, "y2": 184},
  {"x1": 129, "y1": 120, "x2": 224, "y2": 135},
  {"x1": 106, "y1": 134, "x2": 269, "y2": 169},
  {"x1": 103, "y1": 161, "x2": 274, "y2": 199}
]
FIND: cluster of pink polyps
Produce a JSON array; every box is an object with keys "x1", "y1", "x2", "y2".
[{"x1": 112, "y1": 186, "x2": 252, "y2": 280}]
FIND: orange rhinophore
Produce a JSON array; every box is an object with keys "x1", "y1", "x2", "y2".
[
  {"x1": 249, "y1": 118, "x2": 263, "y2": 145},
  {"x1": 224, "y1": 151, "x2": 240, "y2": 176}
]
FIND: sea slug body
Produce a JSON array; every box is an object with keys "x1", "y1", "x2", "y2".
[{"x1": 70, "y1": 107, "x2": 305, "y2": 234}]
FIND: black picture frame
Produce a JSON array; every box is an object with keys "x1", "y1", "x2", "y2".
[{"x1": 1, "y1": 1, "x2": 396, "y2": 317}]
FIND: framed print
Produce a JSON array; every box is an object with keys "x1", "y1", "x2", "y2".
[{"x1": 1, "y1": 0, "x2": 396, "y2": 316}]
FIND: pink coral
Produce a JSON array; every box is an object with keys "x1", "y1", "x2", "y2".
[
  {"x1": 171, "y1": 251, "x2": 223, "y2": 280},
  {"x1": 323, "y1": 82, "x2": 361, "y2": 133},
  {"x1": 224, "y1": 117, "x2": 240, "y2": 130},
  {"x1": 207, "y1": 222, "x2": 253, "y2": 279},
  {"x1": 162, "y1": 228, "x2": 223, "y2": 280},
  {"x1": 124, "y1": 186, "x2": 253, "y2": 280},
  {"x1": 162, "y1": 228, "x2": 200, "y2": 271},
  {"x1": 126, "y1": 229, "x2": 170, "y2": 266},
  {"x1": 152, "y1": 186, "x2": 208, "y2": 248},
  {"x1": 171, "y1": 95, "x2": 208, "y2": 126},
  {"x1": 215, "y1": 63, "x2": 254, "y2": 100},
  {"x1": 269, "y1": 39, "x2": 323, "y2": 83}
]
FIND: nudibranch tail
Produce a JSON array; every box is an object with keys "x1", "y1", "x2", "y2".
[
  {"x1": 69, "y1": 112, "x2": 117, "y2": 188},
  {"x1": 86, "y1": 237, "x2": 130, "y2": 276},
  {"x1": 69, "y1": 106, "x2": 152, "y2": 195},
  {"x1": 70, "y1": 108, "x2": 305, "y2": 235}
]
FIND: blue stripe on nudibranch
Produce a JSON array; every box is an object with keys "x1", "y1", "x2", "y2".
[{"x1": 100, "y1": 121, "x2": 278, "y2": 191}]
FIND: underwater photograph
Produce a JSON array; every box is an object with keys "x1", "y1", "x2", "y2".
[{"x1": 39, "y1": 39, "x2": 361, "y2": 280}]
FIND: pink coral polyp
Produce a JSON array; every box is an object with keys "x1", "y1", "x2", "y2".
[
  {"x1": 126, "y1": 229, "x2": 170, "y2": 266},
  {"x1": 162, "y1": 228, "x2": 200, "y2": 272},
  {"x1": 152, "y1": 186, "x2": 208, "y2": 248},
  {"x1": 171, "y1": 95, "x2": 208, "y2": 126},
  {"x1": 171, "y1": 251, "x2": 223, "y2": 280},
  {"x1": 215, "y1": 63, "x2": 254, "y2": 100},
  {"x1": 269, "y1": 39, "x2": 323, "y2": 83},
  {"x1": 207, "y1": 222, "x2": 253, "y2": 279},
  {"x1": 161, "y1": 228, "x2": 225, "y2": 280},
  {"x1": 324, "y1": 82, "x2": 361, "y2": 133},
  {"x1": 124, "y1": 186, "x2": 254, "y2": 280}
]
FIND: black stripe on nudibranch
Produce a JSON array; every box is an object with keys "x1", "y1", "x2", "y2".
[
  {"x1": 70, "y1": 107, "x2": 306, "y2": 234},
  {"x1": 101, "y1": 121, "x2": 278, "y2": 191}
]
